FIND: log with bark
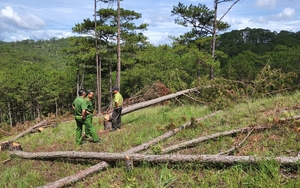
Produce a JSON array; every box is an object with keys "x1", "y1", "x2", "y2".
[
  {"x1": 0, "y1": 128, "x2": 11, "y2": 136},
  {"x1": 120, "y1": 87, "x2": 200, "y2": 116},
  {"x1": 126, "y1": 110, "x2": 221, "y2": 154},
  {"x1": 36, "y1": 111, "x2": 219, "y2": 188},
  {"x1": 0, "y1": 120, "x2": 48, "y2": 151},
  {"x1": 9, "y1": 120, "x2": 48, "y2": 142},
  {"x1": 30, "y1": 127, "x2": 44, "y2": 134},
  {"x1": 10, "y1": 150, "x2": 300, "y2": 166},
  {"x1": 161, "y1": 125, "x2": 267, "y2": 154}
]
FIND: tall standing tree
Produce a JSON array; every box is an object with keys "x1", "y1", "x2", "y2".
[
  {"x1": 94, "y1": 0, "x2": 102, "y2": 115},
  {"x1": 94, "y1": 0, "x2": 118, "y2": 114},
  {"x1": 211, "y1": 0, "x2": 240, "y2": 78},
  {"x1": 172, "y1": 1, "x2": 240, "y2": 78},
  {"x1": 117, "y1": 0, "x2": 121, "y2": 90},
  {"x1": 72, "y1": 4, "x2": 148, "y2": 109}
]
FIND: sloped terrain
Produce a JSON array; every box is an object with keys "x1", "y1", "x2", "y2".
[{"x1": 1, "y1": 91, "x2": 300, "y2": 187}]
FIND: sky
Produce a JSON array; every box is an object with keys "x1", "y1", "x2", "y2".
[{"x1": 0, "y1": 0, "x2": 300, "y2": 45}]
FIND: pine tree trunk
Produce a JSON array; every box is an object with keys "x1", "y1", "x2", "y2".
[{"x1": 10, "y1": 150, "x2": 300, "y2": 166}]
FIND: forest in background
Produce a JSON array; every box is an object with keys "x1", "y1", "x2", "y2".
[{"x1": 0, "y1": 1, "x2": 300, "y2": 128}]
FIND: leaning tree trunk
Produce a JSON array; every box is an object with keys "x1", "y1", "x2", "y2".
[
  {"x1": 120, "y1": 87, "x2": 201, "y2": 116},
  {"x1": 10, "y1": 150, "x2": 300, "y2": 166}
]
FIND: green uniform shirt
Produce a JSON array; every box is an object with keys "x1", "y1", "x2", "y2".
[
  {"x1": 113, "y1": 92, "x2": 123, "y2": 107},
  {"x1": 72, "y1": 96, "x2": 87, "y2": 116},
  {"x1": 85, "y1": 97, "x2": 94, "y2": 113}
]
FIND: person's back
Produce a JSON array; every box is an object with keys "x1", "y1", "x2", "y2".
[{"x1": 73, "y1": 96, "x2": 85, "y2": 117}]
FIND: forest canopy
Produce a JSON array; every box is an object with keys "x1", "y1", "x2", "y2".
[{"x1": 0, "y1": 0, "x2": 299, "y2": 128}]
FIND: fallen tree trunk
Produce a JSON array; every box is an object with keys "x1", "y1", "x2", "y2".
[
  {"x1": 37, "y1": 111, "x2": 219, "y2": 188},
  {"x1": 120, "y1": 87, "x2": 200, "y2": 116},
  {"x1": 161, "y1": 125, "x2": 267, "y2": 154},
  {"x1": 0, "y1": 128, "x2": 11, "y2": 136},
  {"x1": 10, "y1": 150, "x2": 300, "y2": 166},
  {"x1": 0, "y1": 120, "x2": 48, "y2": 150},
  {"x1": 9, "y1": 120, "x2": 48, "y2": 142},
  {"x1": 218, "y1": 128, "x2": 254, "y2": 155},
  {"x1": 125, "y1": 110, "x2": 221, "y2": 154}
]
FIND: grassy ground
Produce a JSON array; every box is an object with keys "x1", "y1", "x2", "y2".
[{"x1": 1, "y1": 91, "x2": 300, "y2": 187}]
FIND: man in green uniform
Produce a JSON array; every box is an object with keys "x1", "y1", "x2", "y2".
[
  {"x1": 111, "y1": 86, "x2": 123, "y2": 132},
  {"x1": 72, "y1": 89, "x2": 101, "y2": 145},
  {"x1": 83, "y1": 90, "x2": 100, "y2": 142}
]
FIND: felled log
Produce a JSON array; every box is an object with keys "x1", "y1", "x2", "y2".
[
  {"x1": 30, "y1": 127, "x2": 44, "y2": 134},
  {"x1": 36, "y1": 111, "x2": 218, "y2": 188},
  {"x1": 218, "y1": 128, "x2": 254, "y2": 155},
  {"x1": 37, "y1": 161, "x2": 108, "y2": 188},
  {"x1": 0, "y1": 159, "x2": 11, "y2": 165},
  {"x1": 120, "y1": 87, "x2": 200, "y2": 116},
  {"x1": 0, "y1": 120, "x2": 47, "y2": 151},
  {"x1": 0, "y1": 128, "x2": 11, "y2": 136},
  {"x1": 126, "y1": 111, "x2": 221, "y2": 154},
  {"x1": 10, "y1": 150, "x2": 300, "y2": 166},
  {"x1": 161, "y1": 125, "x2": 267, "y2": 154},
  {"x1": 9, "y1": 120, "x2": 48, "y2": 142}
]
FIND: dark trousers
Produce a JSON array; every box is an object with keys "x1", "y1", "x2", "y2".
[{"x1": 112, "y1": 107, "x2": 122, "y2": 129}]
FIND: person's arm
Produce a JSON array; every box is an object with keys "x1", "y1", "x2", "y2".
[
  {"x1": 82, "y1": 109, "x2": 86, "y2": 119},
  {"x1": 81, "y1": 100, "x2": 88, "y2": 119},
  {"x1": 114, "y1": 102, "x2": 118, "y2": 109}
]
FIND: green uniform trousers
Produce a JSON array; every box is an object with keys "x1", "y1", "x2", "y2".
[{"x1": 75, "y1": 114, "x2": 99, "y2": 145}]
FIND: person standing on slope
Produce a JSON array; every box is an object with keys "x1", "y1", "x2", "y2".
[{"x1": 110, "y1": 86, "x2": 123, "y2": 132}]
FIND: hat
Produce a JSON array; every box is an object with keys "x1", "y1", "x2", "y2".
[{"x1": 112, "y1": 86, "x2": 119, "y2": 91}]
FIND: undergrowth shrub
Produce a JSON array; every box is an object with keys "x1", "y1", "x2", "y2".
[{"x1": 191, "y1": 64, "x2": 299, "y2": 110}]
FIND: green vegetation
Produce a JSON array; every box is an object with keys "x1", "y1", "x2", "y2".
[
  {"x1": 1, "y1": 91, "x2": 300, "y2": 187},
  {"x1": 0, "y1": 1, "x2": 300, "y2": 186},
  {"x1": 0, "y1": 1, "x2": 300, "y2": 127}
]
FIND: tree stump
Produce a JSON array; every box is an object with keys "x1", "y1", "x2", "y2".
[
  {"x1": 0, "y1": 141, "x2": 10, "y2": 151},
  {"x1": 104, "y1": 115, "x2": 112, "y2": 130},
  {"x1": 125, "y1": 155, "x2": 133, "y2": 171},
  {"x1": 9, "y1": 142, "x2": 23, "y2": 151}
]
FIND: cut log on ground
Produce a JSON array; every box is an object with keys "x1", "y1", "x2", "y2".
[
  {"x1": 126, "y1": 111, "x2": 221, "y2": 154},
  {"x1": 161, "y1": 125, "x2": 267, "y2": 154},
  {"x1": 10, "y1": 150, "x2": 300, "y2": 166},
  {"x1": 9, "y1": 120, "x2": 48, "y2": 142},
  {"x1": 218, "y1": 128, "x2": 254, "y2": 155},
  {"x1": 0, "y1": 128, "x2": 11, "y2": 136},
  {"x1": 0, "y1": 159, "x2": 11, "y2": 165},
  {"x1": 36, "y1": 112, "x2": 218, "y2": 188},
  {"x1": 30, "y1": 127, "x2": 44, "y2": 134},
  {"x1": 0, "y1": 120, "x2": 47, "y2": 151}
]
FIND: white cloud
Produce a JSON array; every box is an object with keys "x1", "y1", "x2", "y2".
[
  {"x1": 255, "y1": 0, "x2": 277, "y2": 9},
  {"x1": 0, "y1": 6, "x2": 45, "y2": 30},
  {"x1": 275, "y1": 8, "x2": 295, "y2": 20}
]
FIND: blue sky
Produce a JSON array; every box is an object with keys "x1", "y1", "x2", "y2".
[{"x1": 0, "y1": 0, "x2": 300, "y2": 45}]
